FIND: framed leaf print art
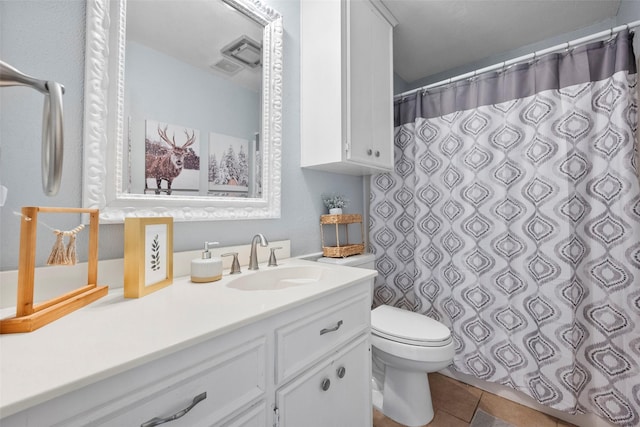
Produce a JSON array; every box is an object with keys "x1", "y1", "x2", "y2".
[{"x1": 124, "y1": 217, "x2": 173, "y2": 298}]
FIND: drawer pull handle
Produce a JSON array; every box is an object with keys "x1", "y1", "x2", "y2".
[
  {"x1": 140, "y1": 392, "x2": 207, "y2": 427},
  {"x1": 321, "y1": 378, "x2": 331, "y2": 391},
  {"x1": 337, "y1": 366, "x2": 346, "y2": 378},
  {"x1": 320, "y1": 320, "x2": 343, "y2": 335}
]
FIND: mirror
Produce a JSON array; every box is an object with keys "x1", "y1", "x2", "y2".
[{"x1": 82, "y1": 0, "x2": 282, "y2": 222}]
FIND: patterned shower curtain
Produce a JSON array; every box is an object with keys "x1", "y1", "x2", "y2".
[{"x1": 370, "y1": 30, "x2": 640, "y2": 425}]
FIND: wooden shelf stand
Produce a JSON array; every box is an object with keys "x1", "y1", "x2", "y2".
[
  {"x1": 320, "y1": 213, "x2": 365, "y2": 258},
  {"x1": 0, "y1": 207, "x2": 108, "y2": 334}
]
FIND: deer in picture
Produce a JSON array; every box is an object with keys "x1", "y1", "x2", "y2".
[{"x1": 145, "y1": 125, "x2": 196, "y2": 195}]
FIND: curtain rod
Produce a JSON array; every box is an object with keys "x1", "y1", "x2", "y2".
[{"x1": 395, "y1": 20, "x2": 640, "y2": 100}]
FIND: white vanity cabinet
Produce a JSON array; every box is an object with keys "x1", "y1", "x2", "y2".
[
  {"x1": 275, "y1": 335, "x2": 370, "y2": 427},
  {"x1": 1, "y1": 273, "x2": 373, "y2": 427},
  {"x1": 274, "y1": 291, "x2": 372, "y2": 427},
  {"x1": 1, "y1": 328, "x2": 269, "y2": 427},
  {"x1": 300, "y1": 0, "x2": 395, "y2": 175}
]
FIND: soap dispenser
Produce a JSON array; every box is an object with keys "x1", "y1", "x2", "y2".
[{"x1": 191, "y1": 241, "x2": 223, "y2": 283}]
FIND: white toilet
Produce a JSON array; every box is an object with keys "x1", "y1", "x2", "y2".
[{"x1": 318, "y1": 254, "x2": 455, "y2": 427}]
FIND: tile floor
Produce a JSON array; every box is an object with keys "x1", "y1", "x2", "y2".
[{"x1": 372, "y1": 373, "x2": 577, "y2": 427}]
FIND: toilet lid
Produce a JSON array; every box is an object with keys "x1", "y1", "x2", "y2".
[{"x1": 371, "y1": 305, "x2": 451, "y2": 346}]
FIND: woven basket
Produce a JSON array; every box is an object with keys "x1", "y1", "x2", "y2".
[
  {"x1": 322, "y1": 244, "x2": 365, "y2": 258},
  {"x1": 320, "y1": 213, "x2": 363, "y2": 224}
]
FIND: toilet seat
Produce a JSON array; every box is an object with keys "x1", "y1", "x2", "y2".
[{"x1": 372, "y1": 305, "x2": 452, "y2": 347}]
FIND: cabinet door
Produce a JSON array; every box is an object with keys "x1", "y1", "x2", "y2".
[
  {"x1": 276, "y1": 335, "x2": 371, "y2": 427},
  {"x1": 346, "y1": 0, "x2": 394, "y2": 171}
]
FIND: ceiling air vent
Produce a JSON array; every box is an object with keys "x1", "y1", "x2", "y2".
[
  {"x1": 221, "y1": 36, "x2": 262, "y2": 68},
  {"x1": 211, "y1": 58, "x2": 243, "y2": 76}
]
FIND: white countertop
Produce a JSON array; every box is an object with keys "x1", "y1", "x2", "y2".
[{"x1": 0, "y1": 258, "x2": 375, "y2": 418}]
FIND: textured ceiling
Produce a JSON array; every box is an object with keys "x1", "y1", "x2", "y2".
[{"x1": 383, "y1": 0, "x2": 621, "y2": 84}]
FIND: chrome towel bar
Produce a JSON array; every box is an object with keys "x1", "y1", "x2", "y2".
[{"x1": 0, "y1": 60, "x2": 65, "y2": 196}]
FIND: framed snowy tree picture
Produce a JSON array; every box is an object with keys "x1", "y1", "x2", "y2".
[{"x1": 208, "y1": 132, "x2": 250, "y2": 197}]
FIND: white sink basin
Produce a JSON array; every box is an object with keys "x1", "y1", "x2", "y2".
[{"x1": 227, "y1": 265, "x2": 328, "y2": 291}]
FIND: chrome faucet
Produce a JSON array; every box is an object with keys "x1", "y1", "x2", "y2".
[{"x1": 248, "y1": 233, "x2": 269, "y2": 270}]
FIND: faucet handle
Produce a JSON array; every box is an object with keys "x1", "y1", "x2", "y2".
[
  {"x1": 221, "y1": 252, "x2": 241, "y2": 274},
  {"x1": 268, "y1": 247, "x2": 283, "y2": 267}
]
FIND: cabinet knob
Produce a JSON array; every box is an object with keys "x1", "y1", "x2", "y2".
[
  {"x1": 321, "y1": 378, "x2": 331, "y2": 391},
  {"x1": 337, "y1": 366, "x2": 346, "y2": 378},
  {"x1": 375, "y1": 150, "x2": 380, "y2": 157},
  {"x1": 366, "y1": 149, "x2": 373, "y2": 156}
]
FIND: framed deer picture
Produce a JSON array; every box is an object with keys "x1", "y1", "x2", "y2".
[
  {"x1": 145, "y1": 120, "x2": 200, "y2": 195},
  {"x1": 124, "y1": 217, "x2": 174, "y2": 298}
]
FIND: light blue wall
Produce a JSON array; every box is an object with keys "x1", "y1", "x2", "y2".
[
  {"x1": 0, "y1": 0, "x2": 366, "y2": 270},
  {"x1": 2, "y1": 1, "x2": 638, "y2": 270},
  {"x1": 125, "y1": 41, "x2": 260, "y2": 194},
  {"x1": 126, "y1": 42, "x2": 260, "y2": 144}
]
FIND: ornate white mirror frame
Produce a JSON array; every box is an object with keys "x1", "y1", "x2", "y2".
[{"x1": 82, "y1": 0, "x2": 282, "y2": 223}]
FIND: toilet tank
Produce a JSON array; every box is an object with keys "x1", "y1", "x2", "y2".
[
  {"x1": 316, "y1": 253, "x2": 376, "y2": 270},
  {"x1": 317, "y1": 254, "x2": 376, "y2": 304}
]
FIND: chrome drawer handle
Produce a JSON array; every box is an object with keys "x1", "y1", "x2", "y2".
[
  {"x1": 320, "y1": 320, "x2": 343, "y2": 335},
  {"x1": 140, "y1": 392, "x2": 207, "y2": 427}
]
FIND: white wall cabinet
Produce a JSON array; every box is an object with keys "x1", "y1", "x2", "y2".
[
  {"x1": 1, "y1": 280, "x2": 372, "y2": 427},
  {"x1": 300, "y1": 0, "x2": 396, "y2": 175}
]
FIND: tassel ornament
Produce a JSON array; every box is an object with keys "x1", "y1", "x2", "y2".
[
  {"x1": 47, "y1": 230, "x2": 68, "y2": 265},
  {"x1": 65, "y1": 225, "x2": 84, "y2": 265},
  {"x1": 46, "y1": 224, "x2": 85, "y2": 266}
]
